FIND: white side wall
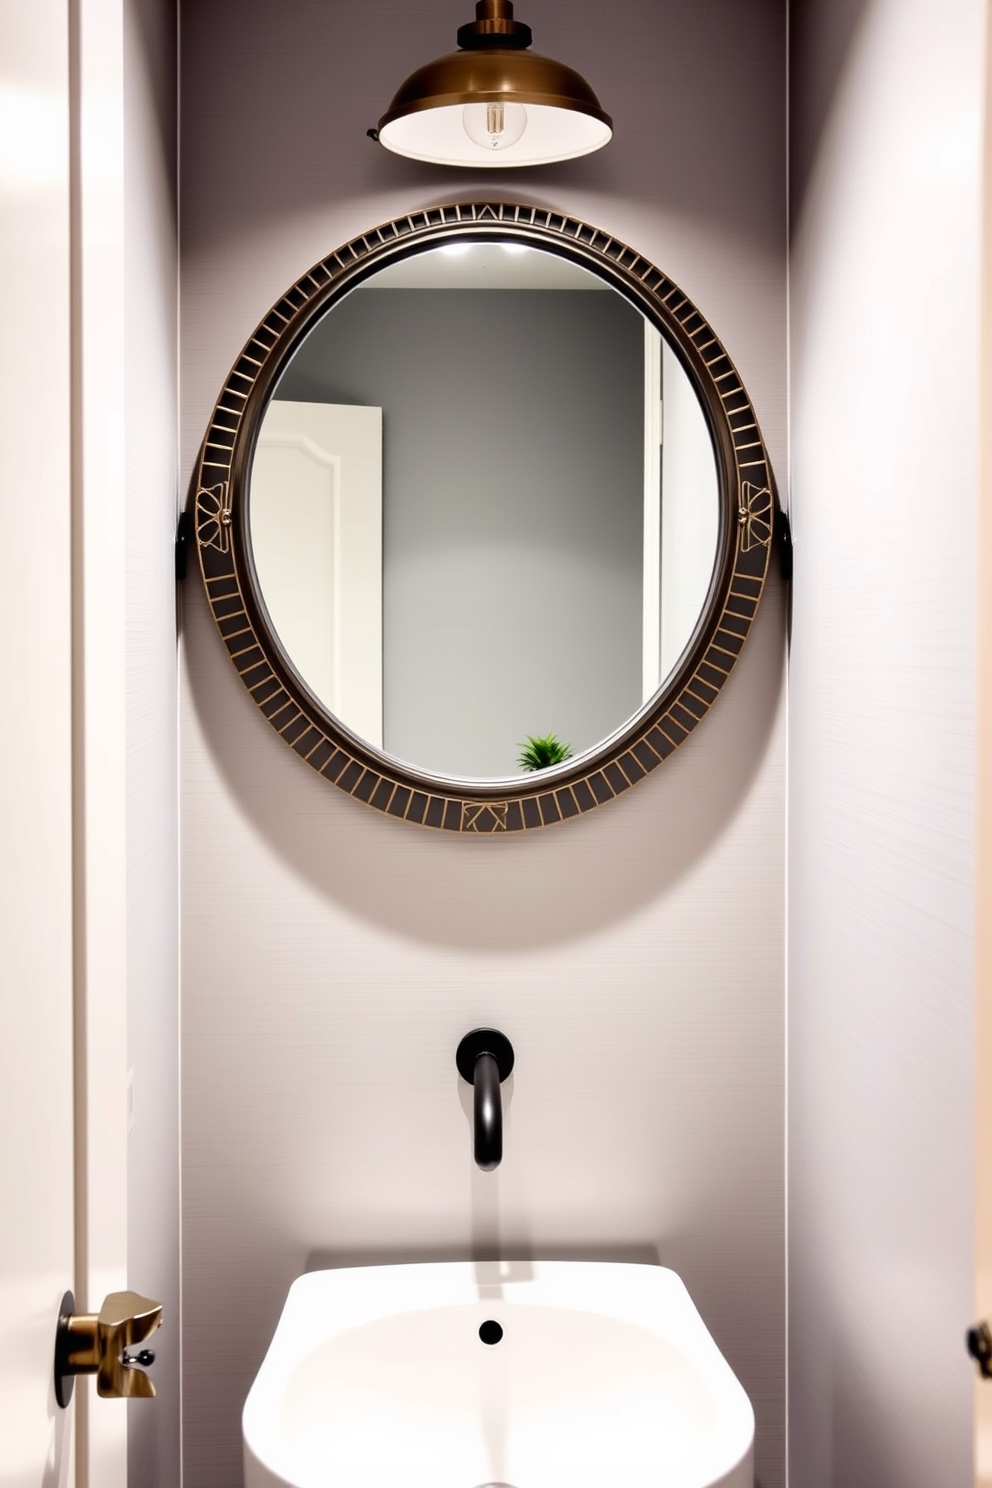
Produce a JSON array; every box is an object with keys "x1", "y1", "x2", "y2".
[
  {"x1": 179, "y1": 2, "x2": 788, "y2": 1484},
  {"x1": 788, "y1": 1, "x2": 981, "y2": 1482},
  {"x1": 124, "y1": 0, "x2": 180, "y2": 1482}
]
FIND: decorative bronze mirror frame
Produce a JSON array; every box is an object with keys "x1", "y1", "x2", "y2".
[{"x1": 191, "y1": 202, "x2": 776, "y2": 833}]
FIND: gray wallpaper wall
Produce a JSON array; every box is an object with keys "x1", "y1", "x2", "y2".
[
  {"x1": 788, "y1": 0, "x2": 979, "y2": 1484},
  {"x1": 179, "y1": 2, "x2": 788, "y2": 1485},
  {"x1": 277, "y1": 286, "x2": 644, "y2": 776}
]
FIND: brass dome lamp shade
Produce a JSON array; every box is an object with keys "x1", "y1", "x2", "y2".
[{"x1": 374, "y1": 0, "x2": 613, "y2": 167}]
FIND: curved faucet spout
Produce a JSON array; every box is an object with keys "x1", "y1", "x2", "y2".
[
  {"x1": 473, "y1": 1052, "x2": 502, "y2": 1171},
  {"x1": 455, "y1": 1028, "x2": 515, "y2": 1172}
]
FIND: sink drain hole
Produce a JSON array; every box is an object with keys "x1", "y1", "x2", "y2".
[{"x1": 479, "y1": 1319, "x2": 503, "y2": 1345}]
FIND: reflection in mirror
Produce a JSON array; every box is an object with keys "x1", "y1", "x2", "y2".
[{"x1": 248, "y1": 242, "x2": 718, "y2": 782}]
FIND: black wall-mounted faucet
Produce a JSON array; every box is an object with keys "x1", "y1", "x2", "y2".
[{"x1": 456, "y1": 1029, "x2": 515, "y2": 1171}]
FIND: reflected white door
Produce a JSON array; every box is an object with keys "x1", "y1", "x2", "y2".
[
  {"x1": 642, "y1": 324, "x2": 663, "y2": 699},
  {"x1": 659, "y1": 339, "x2": 720, "y2": 682},
  {"x1": 251, "y1": 401, "x2": 383, "y2": 747},
  {"x1": 641, "y1": 327, "x2": 720, "y2": 698},
  {"x1": 0, "y1": 2, "x2": 76, "y2": 1484}
]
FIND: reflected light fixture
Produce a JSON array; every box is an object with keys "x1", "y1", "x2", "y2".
[{"x1": 373, "y1": 0, "x2": 613, "y2": 168}]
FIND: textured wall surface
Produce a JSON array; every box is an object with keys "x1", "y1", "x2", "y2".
[
  {"x1": 179, "y1": 3, "x2": 788, "y2": 1485},
  {"x1": 125, "y1": 0, "x2": 180, "y2": 1482},
  {"x1": 788, "y1": 0, "x2": 980, "y2": 1483}
]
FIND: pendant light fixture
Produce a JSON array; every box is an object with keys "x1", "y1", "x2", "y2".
[{"x1": 373, "y1": 0, "x2": 613, "y2": 168}]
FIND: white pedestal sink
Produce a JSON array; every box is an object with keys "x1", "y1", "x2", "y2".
[{"x1": 243, "y1": 1260, "x2": 754, "y2": 1488}]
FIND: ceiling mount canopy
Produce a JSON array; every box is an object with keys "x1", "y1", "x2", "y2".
[{"x1": 374, "y1": 0, "x2": 613, "y2": 168}]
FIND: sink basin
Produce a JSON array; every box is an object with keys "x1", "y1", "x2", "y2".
[{"x1": 243, "y1": 1260, "x2": 754, "y2": 1488}]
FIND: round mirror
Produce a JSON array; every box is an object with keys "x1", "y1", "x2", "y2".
[{"x1": 193, "y1": 204, "x2": 775, "y2": 832}]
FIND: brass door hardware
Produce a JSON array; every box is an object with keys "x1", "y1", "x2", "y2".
[
  {"x1": 54, "y1": 1289, "x2": 162, "y2": 1407},
  {"x1": 967, "y1": 1321, "x2": 992, "y2": 1378}
]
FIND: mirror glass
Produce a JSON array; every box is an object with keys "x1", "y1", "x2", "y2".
[{"x1": 247, "y1": 240, "x2": 720, "y2": 782}]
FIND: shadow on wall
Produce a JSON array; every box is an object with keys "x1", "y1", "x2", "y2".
[
  {"x1": 304, "y1": 1242, "x2": 662, "y2": 1271},
  {"x1": 789, "y1": 0, "x2": 872, "y2": 223},
  {"x1": 182, "y1": 568, "x2": 785, "y2": 953},
  {"x1": 829, "y1": 1332, "x2": 913, "y2": 1488}
]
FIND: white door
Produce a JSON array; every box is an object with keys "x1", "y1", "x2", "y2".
[
  {"x1": 251, "y1": 400, "x2": 384, "y2": 746},
  {"x1": 1, "y1": 3, "x2": 131, "y2": 1485},
  {"x1": 0, "y1": 2, "x2": 77, "y2": 1484},
  {"x1": 977, "y1": 10, "x2": 992, "y2": 1484}
]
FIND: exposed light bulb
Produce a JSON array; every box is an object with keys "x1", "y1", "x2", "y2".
[{"x1": 462, "y1": 100, "x2": 528, "y2": 153}]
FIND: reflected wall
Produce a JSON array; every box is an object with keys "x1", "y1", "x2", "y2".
[{"x1": 277, "y1": 285, "x2": 644, "y2": 776}]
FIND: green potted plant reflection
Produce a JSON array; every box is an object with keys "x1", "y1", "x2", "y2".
[{"x1": 517, "y1": 733, "x2": 573, "y2": 772}]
